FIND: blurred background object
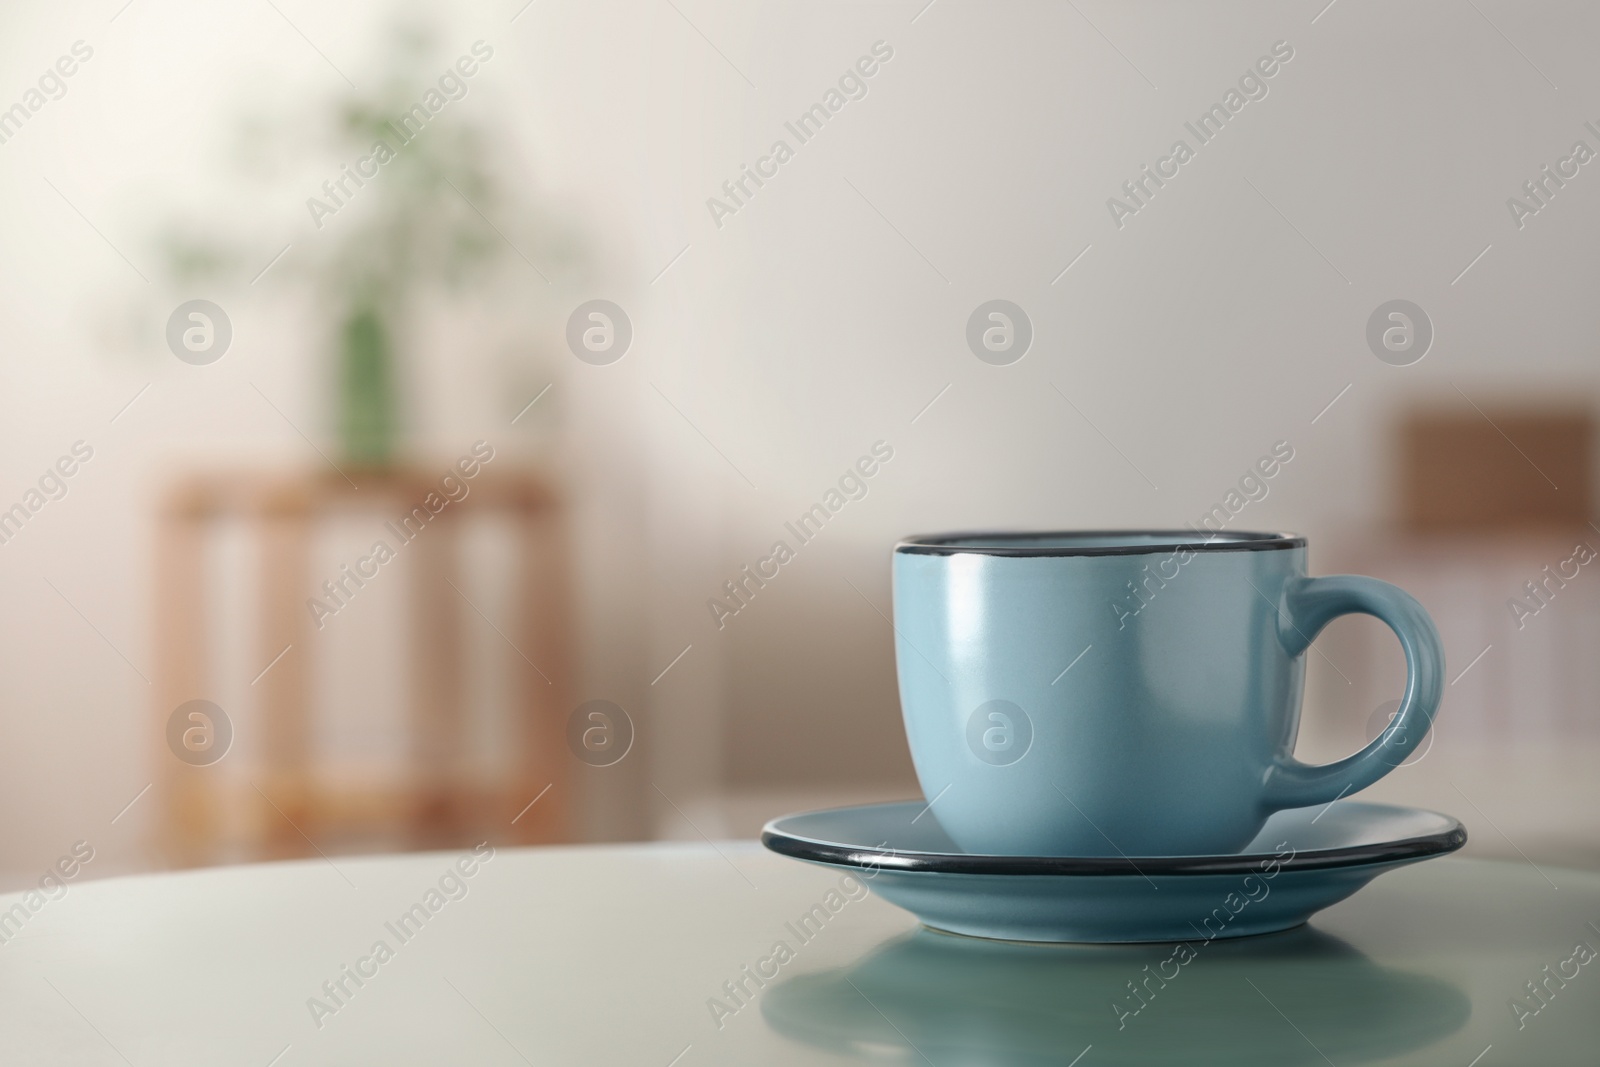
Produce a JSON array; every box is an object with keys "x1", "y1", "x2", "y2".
[
  {"x1": 158, "y1": 19, "x2": 581, "y2": 468},
  {"x1": 1312, "y1": 402, "x2": 1600, "y2": 870},
  {"x1": 147, "y1": 16, "x2": 581, "y2": 866},
  {"x1": 2, "y1": 0, "x2": 1600, "y2": 886},
  {"x1": 154, "y1": 464, "x2": 570, "y2": 867},
  {"x1": 1398, "y1": 406, "x2": 1591, "y2": 532}
]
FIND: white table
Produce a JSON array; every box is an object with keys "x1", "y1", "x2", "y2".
[{"x1": 1, "y1": 844, "x2": 1595, "y2": 1064}]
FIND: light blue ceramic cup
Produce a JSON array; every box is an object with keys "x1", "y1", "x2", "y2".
[{"x1": 893, "y1": 531, "x2": 1444, "y2": 857}]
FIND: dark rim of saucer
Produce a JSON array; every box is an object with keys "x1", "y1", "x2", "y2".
[
  {"x1": 895, "y1": 530, "x2": 1306, "y2": 557},
  {"x1": 760, "y1": 802, "x2": 1466, "y2": 876}
]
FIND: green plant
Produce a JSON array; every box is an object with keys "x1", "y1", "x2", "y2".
[{"x1": 160, "y1": 21, "x2": 571, "y2": 466}]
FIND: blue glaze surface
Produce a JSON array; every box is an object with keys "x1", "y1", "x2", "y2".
[{"x1": 892, "y1": 531, "x2": 1444, "y2": 856}]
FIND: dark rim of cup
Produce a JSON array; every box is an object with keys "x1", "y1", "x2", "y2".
[{"x1": 895, "y1": 530, "x2": 1306, "y2": 557}]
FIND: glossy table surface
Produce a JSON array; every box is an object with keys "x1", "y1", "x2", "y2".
[{"x1": 1, "y1": 843, "x2": 1596, "y2": 1065}]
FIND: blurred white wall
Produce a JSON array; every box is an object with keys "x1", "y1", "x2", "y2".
[{"x1": 2, "y1": 0, "x2": 1599, "y2": 875}]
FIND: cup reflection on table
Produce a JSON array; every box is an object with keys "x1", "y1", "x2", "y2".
[{"x1": 762, "y1": 924, "x2": 1468, "y2": 1067}]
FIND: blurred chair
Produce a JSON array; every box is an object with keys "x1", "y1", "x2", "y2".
[
  {"x1": 154, "y1": 466, "x2": 572, "y2": 867},
  {"x1": 1334, "y1": 403, "x2": 1597, "y2": 742},
  {"x1": 1397, "y1": 408, "x2": 1591, "y2": 532}
]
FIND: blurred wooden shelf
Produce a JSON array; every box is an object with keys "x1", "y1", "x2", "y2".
[{"x1": 155, "y1": 463, "x2": 574, "y2": 867}]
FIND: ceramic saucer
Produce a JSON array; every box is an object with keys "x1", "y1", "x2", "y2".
[{"x1": 761, "y1": 800, "x2": 1465, "y2": 943}]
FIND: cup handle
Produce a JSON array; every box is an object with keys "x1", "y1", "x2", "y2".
[{"x1": 1260, "y1": 574, "x2": 1445, "y2": 811}]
